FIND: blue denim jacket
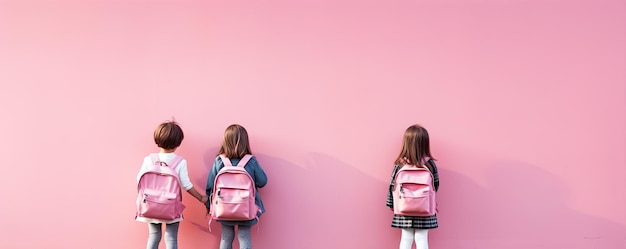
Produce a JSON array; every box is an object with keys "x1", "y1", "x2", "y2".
[{"x1": 206, "y1": 155, "x2": 268, "y2": 226}]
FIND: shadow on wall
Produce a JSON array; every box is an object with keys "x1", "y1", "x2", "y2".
[
  {"x1": 167, "y1": 137, "x2": 625, "y2": 249},
  {"x1": 185, "y1": 152, "x2": 394, "y2": 249},
  {"x1": 255, "y1": 153, "x2": 394, "y2": 249},
  {"x1": 435, "y1": 161, "x2": 625, "y2": 249}
]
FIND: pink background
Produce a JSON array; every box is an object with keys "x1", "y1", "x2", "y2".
[{"x1": 1, "y1": 0, "x2": 624, "y2": 248}]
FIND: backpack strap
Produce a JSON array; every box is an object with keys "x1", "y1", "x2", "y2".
[
  {"x1": 237, "y1": 154, "x2": 253, "y2": 168},
  {"x1": 150, "y1": 153, "x2": 183, "y2": 170},
  {"x1": 219, "y1": 154, "x2": 253, "y2": 168},
  {"x1": 219, "y1": 155, "x2": 233, "y2": 166},
  {"x1": 168, "y1": 156, "x2": 183, "y2": 170}
]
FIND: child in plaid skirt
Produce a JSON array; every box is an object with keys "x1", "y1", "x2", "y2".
[{"x1": 386, "y1": 124, "x2": 440, "y2": 249}]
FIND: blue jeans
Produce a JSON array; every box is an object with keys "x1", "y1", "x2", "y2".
[
  {"x1": 147, "y1": 222, "x2": 180, "y2": 249},
  {"x1": 220, "y1": 224, "x2": 252, "y2": 249}
]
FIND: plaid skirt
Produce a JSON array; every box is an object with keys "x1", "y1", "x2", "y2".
[{"x1": 391, "y1": 214, "x2": 438, "y2": 229}]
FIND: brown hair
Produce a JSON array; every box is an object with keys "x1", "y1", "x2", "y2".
[
  {"x1": 218, "y1": 124, "x2": 252, "y2": 159},
  {"x1": 153, "y1": 121, "x2": 184, "y2": 150},
  {"x1": 394, "y1": 124, "x2": 435, "y2": 167}
]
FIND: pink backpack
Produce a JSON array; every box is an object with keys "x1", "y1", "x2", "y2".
[
  {"x1": 136, "y1": 154, "x2": 186, "y2": 220},
  {"x1": 392, "y1": 160, "x2": 437, "y2": 216},
  {"x1": 210, "y1": 154, "x2": 259, "y2": 221}
]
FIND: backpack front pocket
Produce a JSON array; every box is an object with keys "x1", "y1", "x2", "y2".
[
  {"x1": 140, "y1": 190, "x2": 178, "y2": 220},
  {"x1": 214, "y1": 187, "x2": 252, "y2": 220},
  {"x1": 397, "y1": 183, "x2": 433, "y2": 216}
]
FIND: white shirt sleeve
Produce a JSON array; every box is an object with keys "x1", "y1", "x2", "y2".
[
  {"x1": 176, "y1": 160, "x2": 194, "y2": 191},
  {"x1": 137, "y1": 156, "x2": 152, "y2": 184}
]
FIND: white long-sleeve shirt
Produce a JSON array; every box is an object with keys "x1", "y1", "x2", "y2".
[{"x1": 136, "y1": 152, "x2": 193, "y2": 224}]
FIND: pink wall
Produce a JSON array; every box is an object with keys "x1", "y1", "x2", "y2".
[{"x1": 0, "y1": 0, "x2": 624, "y2": 248}]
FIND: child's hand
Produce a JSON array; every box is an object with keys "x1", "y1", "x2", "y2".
[{"x1": 201, "y1": 196, "x2": 209, "y2": 203}]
